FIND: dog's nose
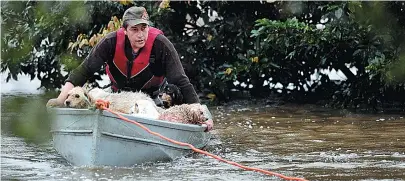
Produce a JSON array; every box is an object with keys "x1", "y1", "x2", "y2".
[{"x1": 65, "y1": 101, "x2": 70, "y2": 107}]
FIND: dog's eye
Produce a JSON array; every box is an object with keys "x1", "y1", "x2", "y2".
[
  {"x1": 75, "y1": 94, "x2": 80, "y2": 98},
  {"x1": 135, "y1": 103, "x2": 138, "y2": 108}
]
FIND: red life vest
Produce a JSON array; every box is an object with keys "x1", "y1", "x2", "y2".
[{"x1": 106, "y1": 27, "x2": 165, "y2": 93}]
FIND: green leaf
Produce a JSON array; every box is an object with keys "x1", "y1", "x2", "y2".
[
  {"x1": 222, "y1": 64, "x2": 232, "y2": 68},
  {"x1": 335, "y1": 8, "x2": 343, "y2": 19},
  {"x1": 237, "y1": 53, "x2": 247, "y2": 61},
  {"x1": 203, "y1": 67, "x2": 212, "y2": 77},
  {"x1": 269, "y1": 62, "x2": 280, "y2": 69},
  {"x1": 251, "y1": 29, "x2": 259, "y2": 37},
  {"x1": 353, "y1": 49, "x2": 362, "y2": 56}
]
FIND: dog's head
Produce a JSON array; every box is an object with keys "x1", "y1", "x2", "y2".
[
  {"x1": 65, "y1": 87, "x2": 93, "y2": 109},
  {"x1": 186, "y1": 103, "x2": 207, "y2": 123},
  {"x1": 160, "y1": 84, "x2": 183, "y2": 108}
]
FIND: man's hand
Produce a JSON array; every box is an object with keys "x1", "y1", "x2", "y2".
[
  {"x1": 46, "y1": 82, "x2": 74, "y2": 108},
  {"x1": 46, "y1": 98, "x2": 64, "y2": 108},
  {"x1": 204, "y1": 119, "x2": 214, "y2": 132}
]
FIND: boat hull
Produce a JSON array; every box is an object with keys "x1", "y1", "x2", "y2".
[{"x1": 49, "y1": 107, "x2": 211, "y2": 167}]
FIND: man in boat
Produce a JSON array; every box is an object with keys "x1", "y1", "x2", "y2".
[{"x1": 48, "y1": 6, "x2": 199, "y2": 107}]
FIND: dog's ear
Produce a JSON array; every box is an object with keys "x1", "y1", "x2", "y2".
[
  {"x1": 172, "y1": 85, "x2": 183, "y2": 105},
  {"x1": 163, "y1": 84, "x2": 184, "y2": 105},
  {"x1": 83, "y1": 91, "x2": 94, "y2": 103}
]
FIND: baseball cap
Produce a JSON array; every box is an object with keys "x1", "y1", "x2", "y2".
[{"x1": 122, "y1": 6, "x2": 149, "y2": 27}]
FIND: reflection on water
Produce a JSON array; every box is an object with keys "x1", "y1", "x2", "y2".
[{"x1": 1, "y1": 95, "x2": 405, "y2": 181}]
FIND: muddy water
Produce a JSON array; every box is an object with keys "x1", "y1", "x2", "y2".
[{"x1": 2, "y1": 95, "x2": 405, "y2": 181}]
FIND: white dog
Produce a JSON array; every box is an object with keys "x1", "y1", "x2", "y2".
[{"x1": 65, "y1": 87, "x2": 161, "y2": 118}]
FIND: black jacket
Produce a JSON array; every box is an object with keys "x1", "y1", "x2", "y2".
[{"x1": 66, "y1": 30, "x2": 200, "y2": 104}]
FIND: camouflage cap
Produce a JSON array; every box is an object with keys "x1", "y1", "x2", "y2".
[{"x1": 122, "y1": 6, "x2": 149, "y2": 27}]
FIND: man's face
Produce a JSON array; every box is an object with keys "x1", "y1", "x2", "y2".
[{"x1": 125, "y1": 23, "x2": 149, "y2": 50}]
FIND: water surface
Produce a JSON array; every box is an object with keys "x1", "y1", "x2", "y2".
[{"x1": 2, "y1": 95, "x2": 405, "y2": 181}]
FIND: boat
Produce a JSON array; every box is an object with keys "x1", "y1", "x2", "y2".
[{"x1": 47, "y1": 105, "x2": 212, "y2": 167}]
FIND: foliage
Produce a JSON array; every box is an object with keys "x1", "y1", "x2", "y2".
[
  {"x1": 1, "y1": 1, "x2": 89, "y2": 89},
  {"x1": 2, "y1": 1, "x2": 405, "y2": 109},
  {"x1": 155, "y1": 1, "x2": 285, "y2": 101},
  {"x1": 225, "y1": 1, "x2": 405, "y2": 109},
  {"x1": 1, "y1": 1, "x2": 129, "y2": 90}
]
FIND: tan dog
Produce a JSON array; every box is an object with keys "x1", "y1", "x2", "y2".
[
  {"x1": 158, "y1": 103, "x2": 214, "y2": 131},
  {"x1": 64, "y1": 87, "x2": 93, "y2": 109},
  {"x1": 158, "y1": 103, "x2": 207, "y2": 125}
]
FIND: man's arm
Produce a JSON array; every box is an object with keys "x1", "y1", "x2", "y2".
[
  {"x1": 65, "y1": 33, "x2": 115, "y2": 87},
  {"x1": 155, "y1": 35, "x2": 200, "y2": 104},
  {"x1": 55, "y1": 81, "x2": 75, "y2": 104},
  {"x1": 49, "y1": 33, "x2": 115, "y2": 106}
]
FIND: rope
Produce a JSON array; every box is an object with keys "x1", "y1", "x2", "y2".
[
  {"x1": 94, "y1": 99, "x2": 308, "y2": 181},
  {"x1": 96, "y1": 99, "x2": 110, "y2": 109}
]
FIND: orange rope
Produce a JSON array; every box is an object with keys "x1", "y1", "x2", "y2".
[{"x1": 95, "y1": 99, "x2": 308, "y2": 181}]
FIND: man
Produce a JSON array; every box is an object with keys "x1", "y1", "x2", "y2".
[{"x1": 48, "y1": 6, "x2": 200, "y2": 107}]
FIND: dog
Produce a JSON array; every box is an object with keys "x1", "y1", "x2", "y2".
[
  {"x1": 65, "y1": 87, "x2": 160, "y2": 117},
  {"x1": 64, "y1": 87, "x2": 94, "y2": 109},
  {"x1": 64, "y1": 87, "x2": 213, "y2": 131},
  {"x1": 158, "y1": 103, "x2": 207, "y2": 125},
  {"x1": 159, "y1": 83, "x2": 183, "y2": 108}
]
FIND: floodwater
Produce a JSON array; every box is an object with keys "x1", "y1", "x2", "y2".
[{"x1": 1, "y1": 94, "x2": 405, "y2": 181}]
